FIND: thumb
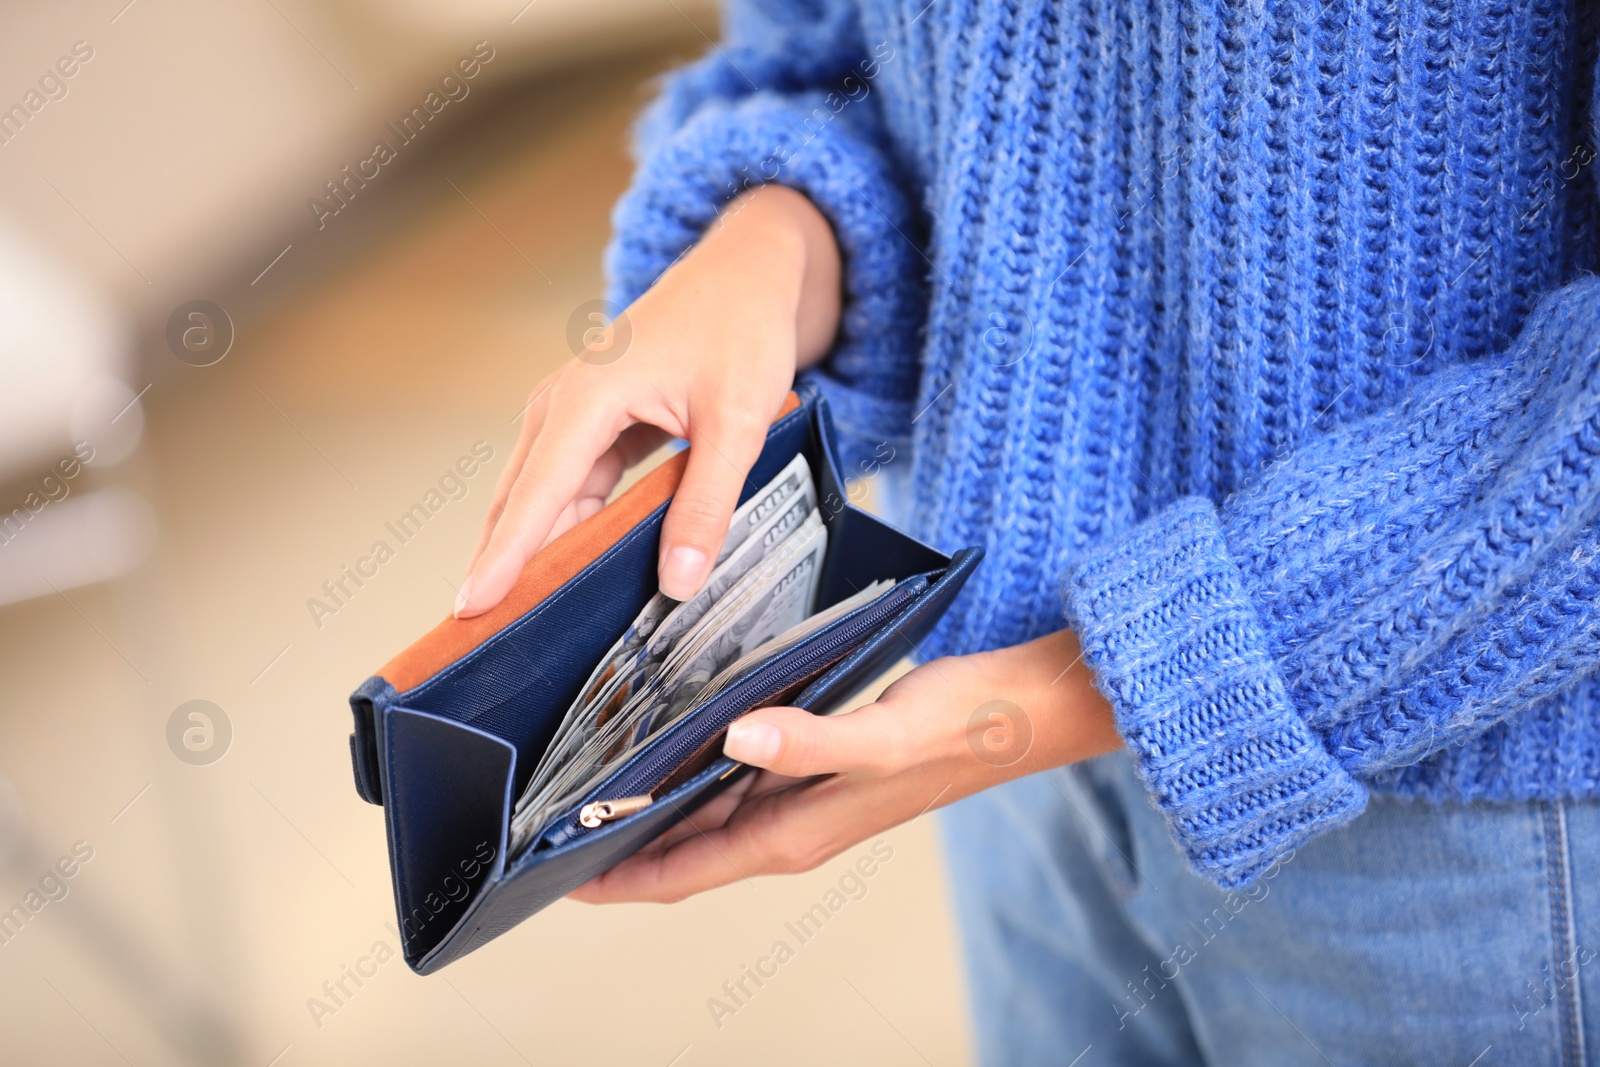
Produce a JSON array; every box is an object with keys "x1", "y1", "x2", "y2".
[{"x1": 723, "y1": 705, "x2": 905, "y2": 778}]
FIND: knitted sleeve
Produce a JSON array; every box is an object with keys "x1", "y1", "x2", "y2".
[
  {"x1": 1063, "y1": 278, "x2": 1600, "y2": 889},
  {"x1": 602, "y1": 0, "x2": 925, "y2": 471}
]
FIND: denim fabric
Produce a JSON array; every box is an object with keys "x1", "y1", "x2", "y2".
[{"x1": 941, "y1": 751, "x2": 1600, "y2": 1066}]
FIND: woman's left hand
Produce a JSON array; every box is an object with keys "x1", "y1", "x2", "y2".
[{"x1": 570, "y1": 628, "x2": 1122, "y2": 904}]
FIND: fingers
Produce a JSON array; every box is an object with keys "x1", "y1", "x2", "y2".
[
  {"x1": 723, "y1": 704, "x2": 914, "y2": 778},
  {"x1": 537, "y1": 424, "x2": 669, "y2": 549},
  {"x1": 569, "y1": 779, "x2": 834, "y2": 903},
  {"x1": 656, "y1": 404, "x2": 768, "y2": 600},
  {"x1": 570, "y1": 767, "x2": 943, "y2": 904},
  {"x1": 457, "y1": 391, "x2": 623, "y2": 617},
  {"x1": 634, "y1": 768, "x2": 801, "y2": 855},
  {"x1": 465, "y1": 380, "x2": 554, "y2": 577},
  {"x1": 461, "y1": 390, "x2": 673, "y2": 618}
]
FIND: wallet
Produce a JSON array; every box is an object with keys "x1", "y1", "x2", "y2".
[{"x1": 347, "y1": 384, "x2": 982, "y2": 974}]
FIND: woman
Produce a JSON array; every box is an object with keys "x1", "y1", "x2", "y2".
[{"x1": 457, "y1": 2, "x2": 1600, "y2": 1062}]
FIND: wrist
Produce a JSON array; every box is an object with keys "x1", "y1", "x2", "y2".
[
  {"x1": 716, "y1": 185, "x2": 842, "y2": 369},
  {"x1": 977, "y1": 630, "x2": 1123, "y2": 769}
]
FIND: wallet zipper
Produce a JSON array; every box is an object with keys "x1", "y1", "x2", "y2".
[
  {"x1": 579, "y1": 795, "x2": 653, "y2": 826},
  {"x1": 554, "y1": 574, "x2": 929, "y2": 840}
]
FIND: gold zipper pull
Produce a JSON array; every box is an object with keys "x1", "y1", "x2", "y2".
[{"x1": 579, "y1": 794, "x2": 653, "y2": 828}]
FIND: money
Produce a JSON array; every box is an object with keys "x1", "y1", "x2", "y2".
[
  {"x1": 691, "y1": 578, "x2": 894, "y2": 708},
  {"x1": 567, "y1": 453, "x2": 813, "y2": 722},
  {"x1": 633, "y1": 512, "x2": 827, "y2": 739},
  {"x1": 512, "y1": 508, "x2": 832, "y2": 851},
  {"x1": 646, "y1": 487, "x2": 816, "y2": 661},
  {"x1": 509, "y1": 456, "x2": 823, "y2": 847},
  {"x1": 587, "y1": 484, "x2": 819, "y2": 740},
  {"x1": 719, "y1": 454, "x2": 813, "y2": 560},
  {"x1": 532, "y1": 483, "x2": 812, "y2": 804},
  {"x1": 511, "y1": 513, "x2": 828, "y2": 845}
]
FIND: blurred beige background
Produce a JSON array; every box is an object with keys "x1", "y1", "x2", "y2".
[{"x1": 0, "y1": 1, "x2": 973, "y2": 1064}]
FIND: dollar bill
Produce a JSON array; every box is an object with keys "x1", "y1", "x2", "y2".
[
  {"x1": 561, "y1": 454, "x2": 812, "y2": 723},
  {"x1": 511, "y1": 509, "x2": 829, "y2": 849},
  {"x1": 514, "y1": 515, "x2": 823, "y2": 837},
  {"x1": 690, "y1": 578, "x2": 894, "y2": 709},
  {"x1": 720, "y1": 454, "x2": 812, "y2": 560},
  {"x1": 511, "y1": 455, "x2": 814, "y2": 821},
  {"x1": 548, "y1": 477, "x2": 818, "y2": 763},
  {"x1": 644, "y1": 513, "x2": 827, "y2": 730}
]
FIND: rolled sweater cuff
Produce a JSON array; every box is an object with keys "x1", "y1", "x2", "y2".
[
  {"x1": 1063, "y1": 497, "x2": 1369, "y2": 888},
  {"x1": 604, "y1": 93, "x2": 925, "y2": 473}
]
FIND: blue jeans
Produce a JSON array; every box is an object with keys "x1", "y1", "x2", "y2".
[{"x1": 941, "y1": 751, "x2": 1600, "y2": 1066}]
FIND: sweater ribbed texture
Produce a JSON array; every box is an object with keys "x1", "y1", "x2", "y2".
[{"x1": 605, "y1": 0, "x2": 1600, "y2": 887}]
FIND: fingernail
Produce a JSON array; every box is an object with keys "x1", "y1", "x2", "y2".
[
  {"x1": 659, "y1": 545, "x2": 707, "y2": 600},
  {"x1": 453, "y1": 576, "x2": 476, "y2": 618},
  {"x1": 725, "y1": 721, "x2": 781, "y2": 766}
]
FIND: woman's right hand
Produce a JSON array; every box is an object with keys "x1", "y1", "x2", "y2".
[{"x1": 455, "y1": 184, "x2": 843, "y2": 619}]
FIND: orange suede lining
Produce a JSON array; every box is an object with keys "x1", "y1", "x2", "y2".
[{"x1": 378, "y1": 391, "x2": 802, "y2": 693}]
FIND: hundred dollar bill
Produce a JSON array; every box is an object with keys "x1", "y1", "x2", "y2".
[
  {"x1": 690, "y1": 578, "x2": 895, "y2": 709},
  {"x1": 613, "y1": 509, "x2": 822, "y2": 726},
  {"x1": 565, "y1": 453, "x2": 813, "y2": 721},
  {"x1": 645, "y1": 514, "x2": 827, "y2": 730},
  {"x1": 647, "y1": 486, "x2": 816, "y2": 661},
  {"x1": 512, "y1": 455, "x2": 815, "y2": 819},
  {"x1": 541, "y1": 477, "x2": 818, "y2": 769},
  {"x1": 567, "y1": 454, "x2": 810, "y2": 722},
  {"x1": 513, "y1": 510, "x2": 828, "y2": 848},
  {"x1": 521, "y1": 513, "x2": 827, "y2": 829}
]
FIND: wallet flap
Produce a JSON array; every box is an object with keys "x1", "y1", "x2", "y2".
[{"x1": 381, "y1": 706, "x2": 513, "y2": 967}]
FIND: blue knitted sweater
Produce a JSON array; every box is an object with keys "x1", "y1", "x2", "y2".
[{"x1": 604, "y1": 0, "x2": 1600, "y2": 887}]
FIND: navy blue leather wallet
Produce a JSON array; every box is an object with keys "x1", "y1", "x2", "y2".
[{"x1": 347, "y1": 385, "x2": 982, "y2": 974}]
